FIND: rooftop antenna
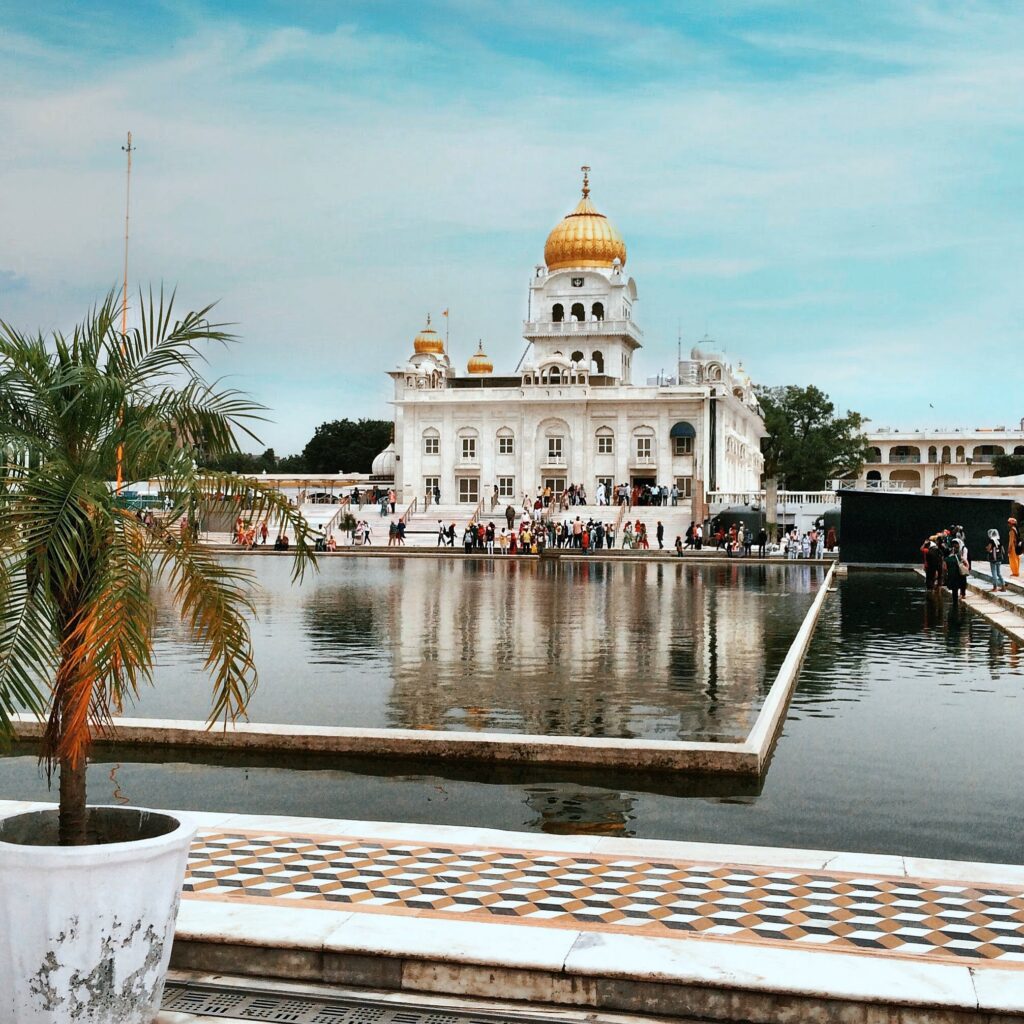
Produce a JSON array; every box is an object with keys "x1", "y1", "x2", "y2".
[
  {"x1": 677, "y1": 320, "x2": 682, "y2": 363},
  {"x1": 116, "y1": 130, "x2": 134, "y2": 496}
]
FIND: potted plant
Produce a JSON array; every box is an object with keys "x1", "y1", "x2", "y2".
[{"x1": 0, "y1": 291, "x2": 314, "y2": 1023}]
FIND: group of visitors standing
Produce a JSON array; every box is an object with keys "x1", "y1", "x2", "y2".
[
  {"x1": 920, "y1": 525, "x2": 973, "y2": 603},
  {"x1": 921, "y1": 517, "x2": 1020, "y2": 603}
]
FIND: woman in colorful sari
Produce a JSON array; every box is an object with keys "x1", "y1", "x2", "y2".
[{"x1": 1009, "y1": 518, "x2": 1020, "y2": 578}]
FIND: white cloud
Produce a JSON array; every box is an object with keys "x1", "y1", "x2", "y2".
[{"x1": 1, "y1": 4, "x2": 1023, "y2": 449}]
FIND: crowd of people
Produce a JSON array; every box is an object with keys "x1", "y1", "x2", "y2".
[
  {"x1": 919, "y1": 518, "x2": 1022, "y2": 603},
  {"x1": 920, "y1": 524, "x2": 973, "y2": 604}
]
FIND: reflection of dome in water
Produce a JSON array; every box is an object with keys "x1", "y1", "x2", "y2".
[
  {"x1": 371, "y1": 442, "x2": 396, "y2": 478},
  {"x1": 544, "y1": 167, "x2": 627, "y2": 271}
]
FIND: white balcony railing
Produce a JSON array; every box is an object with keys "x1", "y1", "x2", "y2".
[
  {"x1": 540, "y1": 456, "x2": 567, "y2": 469},
  {"x1": 523, "y1": 318, "x2": 643, "y2": 340},
  {"x1": 630, "y1": 454, "x2": 657, "y2": 467}
]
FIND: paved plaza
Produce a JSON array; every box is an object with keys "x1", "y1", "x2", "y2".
[{"x1": 185, "y1": 827, "x2": 1024, "y2": 967}]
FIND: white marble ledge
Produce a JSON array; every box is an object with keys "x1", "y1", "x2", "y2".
[
  {"x1": 211, "y1": 814, "x2": 608, "y2": 854},
  {"x1": 322, "y1": 913, "x2": 582, "y2": 973},
  {"x1": 562, "y1": 931, "x2": 989, "y2": 1011},
  {"x1": 176, "y1": 899, "x2": 351, "y2": 949},
  {"x1": 8, "y1": 712, "x2": 752, "y2": 753},
  {"x1": 5, "y1": 801, "x2": 1023, "y2": 891},
  {"x1": 970, "y1": 966, "x2": 1024, "y2": 1013}
]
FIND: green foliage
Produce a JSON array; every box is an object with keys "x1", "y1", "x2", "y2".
[
  {"x1": 302, "y1": 418, "x2": 392, "y2": 475},
  {"x1": 756, "y1": 384, "x2": 870, "y2": 491},
  {"x1": 202, "y1": 447, "x2": 281, "y2": 474},
  {"x1": 0, "y1": 289, "x2": 316, "y2": 841},
  {"x1": 276, "y1": 452, "x2": 308, "y2": 472},
  {"x1": 992, "y1": 453, "x2": 1024, "y2": 477}
]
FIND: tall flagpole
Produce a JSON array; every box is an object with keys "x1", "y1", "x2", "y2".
[{"x1": 116, "y1": 131, "x2": 133, "y2": 496}]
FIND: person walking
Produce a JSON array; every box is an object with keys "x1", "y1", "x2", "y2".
[
  {"x1": 757, "y1": 526, "x2": 767, "y2": 558},
  {"x1": 656, "y1": 520, "x2": 664, "y2": 549},
  {"x1": 437, "y1": 519, "x2": 446, "y2": 546},
  {"x1": 1009, "y1": 517, "x2": 1021, "y2": 579},
  {"x1": 986, "y1": 528, "x2": 1007, "y2": 592}
]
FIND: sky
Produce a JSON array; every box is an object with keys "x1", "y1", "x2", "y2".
[{"x1": 1, "y1": 1, "x2": 1023, "y2": 455}]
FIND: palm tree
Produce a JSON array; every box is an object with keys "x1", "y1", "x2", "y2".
[{"x1": 0, "y1": 290, "x2": 315, "y2": 845}]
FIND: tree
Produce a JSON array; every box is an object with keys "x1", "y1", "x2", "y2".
[
  {"x1": 993, "y1": 453, "x2": 1024, "y2": 477},
  {"x1": 757, "y1": 385, "x2": 870, "y2": 491},
  {"x1": 0, "y1": 291, "x2": 315, "y2": 845},
  {"x1": 202, "y1": 446, "x2": 279, "y2": 474},
  {"x1": 302, "y1": 418, "x2": 392, "y2": 474}
]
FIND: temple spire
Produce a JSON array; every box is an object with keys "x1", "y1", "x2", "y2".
[{"x1": 581, "y1": 165, "x2": 590, "y2": 198}]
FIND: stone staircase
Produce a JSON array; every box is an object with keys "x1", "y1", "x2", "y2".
[{"x1": 965, "y1": 565, "x2": 1024, "y2": 628}]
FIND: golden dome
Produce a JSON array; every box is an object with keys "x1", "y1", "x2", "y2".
[
  {"x1": 544, "y1": 167, "x2": 626, "y2": 271},
  {"x1": 466, "y1": 340, "x2": 493, "y2": 375},
  {"x1": 413, "y1": 315, "x2": 444, "y2": 355}
]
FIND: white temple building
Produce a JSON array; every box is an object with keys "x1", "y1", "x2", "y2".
[{"x1": 389, "y1": 169, "x2": 765, "y2": 520}]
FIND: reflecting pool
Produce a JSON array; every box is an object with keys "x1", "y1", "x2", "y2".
[
  {"x1": 142, "y1": 557, "x2": 823, "y2": 742},
  {"x1": 4, "y1": 570, "x2": 1022, "y2": 863}
]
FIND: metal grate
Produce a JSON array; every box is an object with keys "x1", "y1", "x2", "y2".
[{"x1": 162, "y1": 981, "x2": 548, "y2": 1024}]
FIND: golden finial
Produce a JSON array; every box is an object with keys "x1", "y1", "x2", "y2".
[
  {"x1": 581, "y1": 165, "x2": 591, "y2": 198},
  {"x1": 426, "y1": 313, "x2": 431, "y2": 326}
]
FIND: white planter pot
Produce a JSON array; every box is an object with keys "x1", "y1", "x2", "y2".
[{"x1": 0, "y1": 805, "x2": 196, "y2": 1024}]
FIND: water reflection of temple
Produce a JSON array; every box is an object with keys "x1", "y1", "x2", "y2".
[{"x1": 381, "y1": 561, "x2": 821, "y2": 741}]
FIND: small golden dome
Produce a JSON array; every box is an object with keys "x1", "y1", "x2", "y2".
[
  {"x1": 544, "y1": 167, "x2": 626, "y2": 271},
  {"x1": 466, "y1": 340, "x2": 493, "y2": 375},
  {"x1": 413, "y1": 314, "x2": 444, "y2": 355}
]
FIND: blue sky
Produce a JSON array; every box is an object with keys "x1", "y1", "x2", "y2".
[{"x1": 2, "y1": 1, "x2": 1023, "y2": 453}]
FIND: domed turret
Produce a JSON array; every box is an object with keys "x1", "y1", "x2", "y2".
[
  {"x1": 466, "y1": 340, "x2": 493, "y2": 375},
  {"x1": 413, "y1": 315, "x2": 444, "y2": 355},
  {"x1": 544, "y1": 167, "x2": 627, "y2": 271},
  {"x1": 371, "y1": 442, "x2": 396, "y2": 478}
]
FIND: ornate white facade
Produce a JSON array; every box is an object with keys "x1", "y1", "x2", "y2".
[{"x1": 389, "y1": 171, "x2": 765, "y2": 517}]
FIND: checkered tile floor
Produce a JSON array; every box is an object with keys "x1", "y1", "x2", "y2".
[{"x1": 183, "y1": 830, "x2": 1024, "y2": 967}]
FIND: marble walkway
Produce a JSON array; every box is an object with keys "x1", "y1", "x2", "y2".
[
  {"x1": 4, "y1": 802, "x2": 1023, "y2": 1017},
  {"x1": 184, "y1": 827, "x2": 1024, "y2": 969}
]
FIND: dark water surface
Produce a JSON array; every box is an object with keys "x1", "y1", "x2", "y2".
[
  {"x1": 141, "y1": 557, "x2": 822, "y2": 742},
  {"x1": 3, "y1": 570, "x2": 1022, "y2": 863}
]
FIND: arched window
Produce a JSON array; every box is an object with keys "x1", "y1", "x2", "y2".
[
  {"x1": 549, "y1": 367, "x2": 562, "y2": 383},
  {"x1": 706, "y1": 363, "x2": 723, "y2": 382},
  {"x1": 591, "y1": 302, "x2": 604, "y2": 321},
  {"x1": 956, "y1": 445, "x2": 965, "y2": 462},
  {"x1": 570, "y1": 302, "x2": 585, "y2": 322},
  {"x1": 457, "y1": 428, "x2": 479, "y2": 463},
  {"x1": 596, "y1": 427, "x2": 614, "y2": 456},
  {"x1": 552, "y1": 303, "x2": 564, "y2": 323},
  {"x1": 890, "y1": 445, "x2": 921, "y2": 464},
  {"x1": 927, "y1": 446, "x2": 937, "y2": 463},
  {"x1": 866, "y1": 470, "x2": 882, "y2": 482},
  {"x1": 632, "y1": 425, "x2": 656, "y2": 465},
  {"x1": 422, "y1": 428, "x2": 440, "y2": 456},
  {"x1": 496, "y1": 428, "x2": 515, "y2": 456},
  {"x1": 570, "y1": 350, "x2": 584, "y2": 366},
  {"x1": 670, "y1": 421, "x2": 696, "y2": 457},
  {"x1": 941, "y1": 445, "x2": 951, "y2": 463},
  {"x1": 1014, "y1": 445, "x2": 1024, "y2": 455},
  {"x1": 973, "y1": 444, "x2": 1004, "y2": 463},
  {"x1": 866, "y1": 447, "x2": 882, "y2": 463},
  {"x1": 591, "y1": 350, "x2": 604, "y2": 374}
]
